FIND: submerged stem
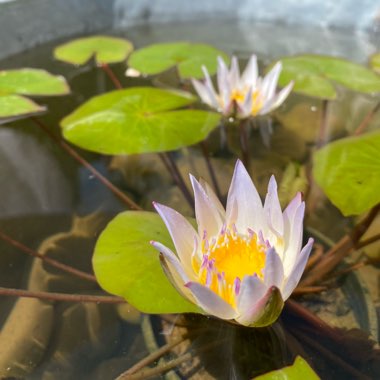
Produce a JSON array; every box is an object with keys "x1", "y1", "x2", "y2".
[
  {"x1": 158, "y1": 152, "x2": 194, "y2": 207},
  {"x1": 316, "y1": 99, "x2": 329, "y2": 149},
  {"x1": 31, "y1": 117, "x2": 141, "y2": 210},
  {"x1": 0, "y1": 287, "x2": 125, "y2": 304},
  {"x1": 199, "y1": 141, "x2": 223, "y2": 200},
  {"x1": 0, "y1": 228, "x2": 97, "y2": 283},
  {"x1": 353, "y1": 101, "x2": 380, "y2": 136},
  {"x1": 238, "y1": 120, "x2": 250, "y2": 170}
]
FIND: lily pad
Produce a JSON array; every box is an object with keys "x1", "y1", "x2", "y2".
[
  {"x1": 276, "y1": 55, "x2": 380, "y2": 99},
  {"x1": 54, "y1": 36, "x2": 133, "y2": 65},
  {"x1": 93, "y1": 211, "x2": 200, "y2": 314},
  {"x1": 0, "y1": 95, "x2": 45, "y2": 120},
  {"x1": 254, "y1": 356, "x2": 319, "y2": 379},
  {"x1": 370, "y1": 52, "x2": 380, "y2": 74},
  {"x1": 61, "y1": 87, "x2": 220, "y2": 154},
  {"x1": 0, "y1": 69, "x2": 69, "y2": 96},
  {"x1": 128, "y1": 42, "x2": 229, "y2": 79},
  {"x1": 313, "y1": 130, "x2": 380, "y2": 216}
]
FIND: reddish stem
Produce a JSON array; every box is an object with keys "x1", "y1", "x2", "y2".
[
  {"x1": 353, "y1": 101, "x2": 380, "y2": 136},
  {"x1": 100, "y1": 62, "x2": 123, "y2": 89}
]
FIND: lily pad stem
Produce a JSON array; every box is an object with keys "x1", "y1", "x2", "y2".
[
  {"x1": 316, "y1": 99, "x2": 329, "y2": 149},
  {"x1": 31, "y1": 117, "x2": 141, "y2": 210},
  {"x1": 99, "y1": 62, "x2": 123, "y2": 89}
]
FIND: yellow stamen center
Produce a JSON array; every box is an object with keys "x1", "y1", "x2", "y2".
[{"x1": 192, "y1": 227, "x2": 267, "y2": 306}]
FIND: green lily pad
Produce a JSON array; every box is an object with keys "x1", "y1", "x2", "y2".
[
  {"x1": 128, "y1": 42, "x2": 229, "y2": 79},
  {"x1": 61, "y1": 87, "x2": 220, "y2": 154},
  {"x1": 254, "y1": 356, "x2": 320, "y2": 379},
  {"x1": 313, "y1": 130, "x2": 380, "y2": 216},
  {"x1": 0, "y1": 69, "x2": 69, "y2": 96},
  {"x1": 370, "y1": 52, "x2": 380, "y2": 74},
  {"x1": 0, "y1": 94, "x2": 45, "y2": 120},
  {"x1": 54, "y1": 35, "x2": 133, "y2": 65},
  {"x1": 93, "y1": 211, "x2": 200, "y2": 314},
  {"x1": 276, "y1": 55, "x2": 380, "y2": 99}
]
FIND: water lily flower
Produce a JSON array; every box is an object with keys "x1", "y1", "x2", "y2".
[
  {"x1": 192, "y1": 55, "x2": 294, "y2": 119},
  {"x1": 151, "y1": 160, "x2": 313, "y2": 327}
]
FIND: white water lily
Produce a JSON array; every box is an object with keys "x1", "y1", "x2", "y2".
[
  {"x1": 151, "y1": 160, "x2": 313, "y2": 327},
  {"x1": 192, "y1": 55, "x2": 294, "y2": 119}
]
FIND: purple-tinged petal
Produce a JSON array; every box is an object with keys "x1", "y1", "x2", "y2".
[
  {"x1": 185, "y1": 282, "x2": 238, "y2": 320},
  {"x1": 264, "y1": 248, "x2": 285, "y2": 289},
  {"x1": 236, "y1": 281, "x2": 283, "y2": 326},
  {"x1": 264, "y1": 176, "x2": 284, "y2": 236},
  {"x1": 226, "y1": 160, "x2": 264, "y2": 232},
  {"x1": 237, "y1": 86, "x2": 253, "y2": 119},
  {"x1": 282, "y1": 238, "x2": 314, "y2": 300},
  {"x1": 201, "y1": 66, "x2": 220, "y2": 107},
  {"x1": 153, "y1": 202, "x2": 198, "y2": 271},
  {"x1": 217, "y1": 56, "x2": 231, "y2": 109},
  {"x1": 261, "y1": 62, "x2": 281, "y2": 101},
  {"x1": 190, "y1": 175, "x2": 224, "y2": 238},
  {"x1": 236, "y1": 275, "x2": 267, "y2": 317},
  {"x1": 241, "y1": 55, "x2": 258, "y2": 88}
]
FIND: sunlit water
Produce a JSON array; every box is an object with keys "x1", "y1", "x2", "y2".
[{"x1": 0, "y1": 20, "x2": 379, "y2": 379}]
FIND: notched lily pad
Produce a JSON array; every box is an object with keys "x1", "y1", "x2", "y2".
[
  {"x1": 128, "y1": 42, "x2": 229, "y2": 79},
  {"x1": 313, "y1": 130, "x2": 380, "y2": 216},
  {"x1": 93, "y1": 211, "x2": 199, "y2": 314},
  {"x1": 254, "y1": 356, "x2": 320, "y2": 379},
  {"x1": 275, "y1": 55, "x2": 380, "y2": 99},
  {"x1": 61, "y1": 87, "x2": 220, "y2": 154},
  {"x1": 0, "y1": 68, "x2": 69, "y2": 122},
  {"x1": 54, "y1": 35, "x2": 134, "y2": 65}
]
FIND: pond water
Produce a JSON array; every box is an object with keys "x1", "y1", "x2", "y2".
[{"x1": 0, "y1": 20, "x2": 379, "y2": 379}]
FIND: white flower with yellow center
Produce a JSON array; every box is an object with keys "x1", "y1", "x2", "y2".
[
  {"x1": 192, "y1": 55, "x2": 294, "y2": 119},
  {"x1": 151, "y1": 160, "x2": 313, "y2": 327}
]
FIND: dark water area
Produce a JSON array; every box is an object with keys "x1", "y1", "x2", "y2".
[{"x1": 0, "y1": 20, "x2": 379, "y2": 379}]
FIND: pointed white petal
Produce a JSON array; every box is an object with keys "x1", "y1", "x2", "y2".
[
  {"x1": 282, "y1": 201, "x2": 305, "y2": 275},
  {"x1": 237, "y1": 275, "x2": 267, "y2": 312},
  {"x1": 151, "y1": 241, "x2": 191, "y2": 282},
  {"x1": 199, "y1": 177, "x2": 225, "y2": 219},
  {"x1": 259, "y1": 81, "x2": 294, "y2": 115},
  {"x1": 190, "y1": 175, "x2": 224, "y2": 238},
  {"x1": 186, "y1": 281, "x2": 237, "y2": 320},
  {"x1": 229, "y1": 56, "x2": 240, "y2": 88},
  {"x1": 237, "y1": 86, "x2": 253, "y2": 119},
  {"x1": 226, "y1": 160, "x2": 264, "y2": 232},
  {"x1": 261, "y1": 62, "x2": 282, "y2": 101},
  {"x1": 153, "y1": 202, "x2": 198, "y2": 271},
  {"x1": 282, "y1": 238, "x2": 314, "y2": 300},
  {"x1": 263, "y1": 248, "x2": 285, "y2": 289},
  {"x1": 264, "y1": 176, "x2": 284, "y2": 236},
  {"x1": 201, "y1": 66, "x2": 220, "y2": 107},
  {"x1": 217, "y1": 56, "x2": 231, "y2": 110},
  {"x1": 241, "y1": 55, "x2": 258, "y2": 88},
  {"x1": 192, "y1": 78, "x2": 217, "y2": 109}
]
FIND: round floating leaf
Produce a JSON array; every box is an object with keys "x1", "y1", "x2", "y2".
[
  {"x1": 128, "y1": 42, "x2": 229, "y2": 79},
  {"x1": 61, "y1": 87, "x2": 220, "y2": 154},
  {"x1": 254, "y1": 356, "x2": 319, "y2": 380},
  {"x1": 93, "y1": 211, "x2": 200, "y2": 314},
  {"x1": 0, "y1": 69, "x2": 69, "y2": 96},
  {"x1": 0, "y1": 94, "x2": 45, "y2": 121},
  {"x1": 370, "y1": 52, "x2": 380, "y2": 74},
  {"x1": 313, "y1": 130, "x2": 380, "y2": 216},
  {"x1": 275, "y1": 55, "x2": 380, "y2": 99},
  {"x1": 54, "y1": 35, "x2": 133, "y2": 65}
]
